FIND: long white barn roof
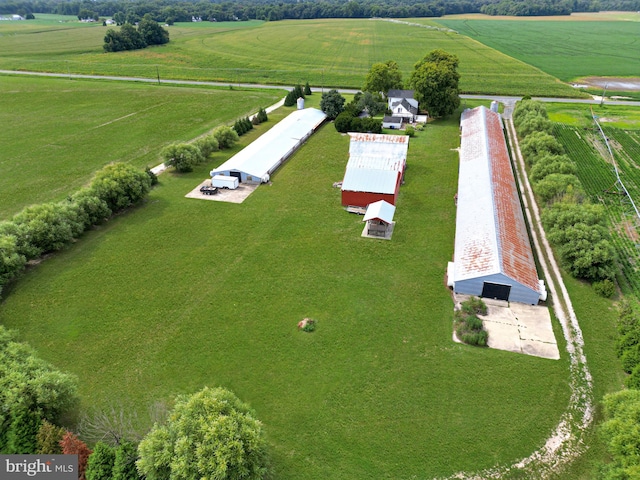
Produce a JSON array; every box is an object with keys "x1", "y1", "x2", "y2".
[
  {"x1": 210, "y1": 108, "x2": 327, "y2": 179},
  {"x1": 454, "y1": 106, "x2": 539, "y2": 293}
]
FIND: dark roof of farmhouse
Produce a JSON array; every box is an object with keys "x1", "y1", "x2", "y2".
[
  {"x1": 454, "y1": 106, "x2": 540, "y2": 293},
  {"x1": 388, "y1": 89, "x2": 414, "y2": 99}
]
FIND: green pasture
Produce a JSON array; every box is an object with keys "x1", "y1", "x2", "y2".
[
  {"x1": 0, "y1": 98, "x2": 575, "y2": 478},
  {"x1": 0, "y1": 75, "x2": 283, "y2": 219},
  {"x1": 437, "y1": 18, "x2": 640, "y2": 83},
  {"x1": 0, "y1": 16, "x2": 580, "y2": 97}
]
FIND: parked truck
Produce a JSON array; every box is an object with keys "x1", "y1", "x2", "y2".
[{"x1": 211, "y1": 175, "x2": 239, "y2": 190}]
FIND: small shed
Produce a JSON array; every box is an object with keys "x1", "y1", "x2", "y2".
[{"x1": 362, "y1": 200, "x2": 396, "y2": 239}]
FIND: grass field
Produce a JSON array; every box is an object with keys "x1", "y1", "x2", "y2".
[
  {"x1": 436, "y1": 17, "x2": 640, "y2": 83},
  {"x1": 0, "y1": 97, "x2": 577, "y2": 477},
  {"x1": 0, "y1": 75, "x2": 283, "y2": 219},
  {"x1": 0, "y1": 15, "x2": 636, "y2": 477},
  {"x1": 0, "y1": 15, "x2": 582, "y2": 97}
]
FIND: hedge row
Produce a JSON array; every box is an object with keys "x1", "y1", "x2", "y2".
[
  {"x1": 161, "y1": 125, "x2": 239, "y2": 173},
  {"x1": 514, "y1": 99, "x2": 617, "y2": 282},
  {"x1": 0, "y1": 163, "x2": 152, "y2": 297}
]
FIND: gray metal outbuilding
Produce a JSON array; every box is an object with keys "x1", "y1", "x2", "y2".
[
  {"x1": 210, "y1": 108, "x2": 327, "y2": 183},
  {"x1": 451, "y1": 106, "x2": 542, "y2": 305}
]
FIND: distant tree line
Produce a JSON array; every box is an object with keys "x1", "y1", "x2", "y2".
[{"x1": 2, "y1": 0, "x2": 640, "y2": 21}]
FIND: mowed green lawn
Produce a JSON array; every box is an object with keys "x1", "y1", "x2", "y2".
[
  {"x1": 0, "y1": 105, "x2": 572, "y2": 478},
  {"x1": 0, "y1": 75, "x2": 283, "y2": 219},
  {"x1": 0, "y1": 16, "x2": 580, "y2": 97},
  {"x1": 436, "y1": 17, "x2": 640, "y2": 82}
]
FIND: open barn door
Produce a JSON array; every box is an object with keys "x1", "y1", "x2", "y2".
[{"x1": 481, "y1": 282, "x2": 511, "y2": 301}]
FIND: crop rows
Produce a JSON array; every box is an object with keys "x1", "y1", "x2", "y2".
[{"x1": 554, "y1": 123, "x2": 640, "y2": 297}]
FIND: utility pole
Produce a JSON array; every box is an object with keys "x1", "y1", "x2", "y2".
[
  {"x1": 156, "y1": 66, "x2": 161, "y2": 85},
  {"x1": 600, "y1": 83, "x2": 608, "y2": 106}
]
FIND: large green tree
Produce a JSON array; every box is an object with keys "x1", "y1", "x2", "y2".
[
  {"x1": 160, "y1": 143, "x2": 203, "y2": 173},
  {"x1": 408, "y1": 49, "x2": 460, "y2": 117},
  {"x1": 137, "y1": 387, "x2": 267, "y2": 480},
  {"x1": 137, "y1": 15, "x2": 169, "y2": 46},
  {"x1": 362, "y1": 60, "x2": 403, "y2": 98},
  {"x1": 320, "y1": 89, "x2": 345, "y2": 120}
]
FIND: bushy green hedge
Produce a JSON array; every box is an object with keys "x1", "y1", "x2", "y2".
[
  {"x1": 516, "y1": 99, "x2": 616, "y2": 283},
  {"x1": 0, "y1": 163, "x2": 151, "y2": 297},
  {"x1": 0, "y1": 325, "x2": 78, "y2": 453}
]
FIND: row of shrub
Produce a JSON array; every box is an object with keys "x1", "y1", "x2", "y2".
[
  {"x1": 514, "y1": 99, "x2": 617, "y2": 285},
  {"x1": 283, "y1": 83, "x2": 312, "y2": 107},
  {"x1": 454, "y1": 297, "x2": 489, "y2": 347},
  {"x1": 0, "y1": 163, "x2": 153, "y2": 297},
  {"x1": 161, "y1": 125, "x2": 239, "y2": 173},
  {"x1": 233, "y1": 107, "x2": 268, "y2": 138},
  {"x1": 615, "y1": 300, "x2": 640, "y2": 388},
  {"x1": 597, "y1": 303, "x2": 640, "y2": 478}
]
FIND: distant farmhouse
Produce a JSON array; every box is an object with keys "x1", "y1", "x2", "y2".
[{"x1": 383, "y1": 90, "x2": 427, "y2": 129}]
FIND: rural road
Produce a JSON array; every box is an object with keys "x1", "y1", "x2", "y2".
[{"x1": 3, "y1": 69, "x2": 640, "y2": 106}]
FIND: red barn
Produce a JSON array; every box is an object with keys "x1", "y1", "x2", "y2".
[{"x1": 340, "y1": 133, "x2": 408, "y2": 208}]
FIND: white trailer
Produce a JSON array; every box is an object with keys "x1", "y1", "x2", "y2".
[{"x1": 211, "y1": 175, "x2": 239, "y2": 190}]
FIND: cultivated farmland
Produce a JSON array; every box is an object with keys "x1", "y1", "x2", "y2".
[
  {"x1": 554, "y1": 121, "x2": 640, "y2": 299},
  {"x1": 437, "y1": 17, "x2": 640, "y2": 83},
  {"x1": 0, "y1": 15, "x2": 580, "y2": 97}
]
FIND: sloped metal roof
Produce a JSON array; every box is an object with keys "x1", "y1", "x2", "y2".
[
  {"x1": 363, "y1": 200, "x2": 396, "y2": 224},
  {"x1": 346, "y1": 133, "x2": 408, "y2": 172},
  {"x1": 210, "y1": 108, "x2": 327, "y2": 179},
  {"x1": 342, "y1": 168, "x2": 399, "y2": 194},
  {"x1": 454, "y1": 106, "x2": 540, "y2": 293}
]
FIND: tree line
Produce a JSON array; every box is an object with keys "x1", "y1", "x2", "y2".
[{"x1": 3, "y1": 0, "x2": 640, "y2": 21}]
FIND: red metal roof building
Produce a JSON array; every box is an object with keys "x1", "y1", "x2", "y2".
[{"x1": 451, "y1": 106, "x2": 542, "y2": 304}]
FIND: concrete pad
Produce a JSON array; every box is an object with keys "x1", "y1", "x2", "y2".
[
  {"x1": 185, "y1": 179, "x2": 259, "y2": 204},
  {"x1": 453, "y1": 293, "x2": 559, "y2": 360}
]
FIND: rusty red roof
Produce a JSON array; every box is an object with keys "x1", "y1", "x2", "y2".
[{"x1": 454, "y1": 106, "x2": 540, "y2": 294}]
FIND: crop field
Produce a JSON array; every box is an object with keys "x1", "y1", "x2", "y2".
[
  {"x1": 0, "y1": 75, "x2": 283, "y2": 219},
  {"x1": 554, "y1": 122, "x2": 640, "y2": 298},
  {"x1": 0, "y1": 15, "x2": 581, "y2": 96},
  {"x1": 0, "y1": 90, "x2": 575, "y2": 478},
  {"x1": 436, "y1": 17, "x2": 640, "y2": 83}
]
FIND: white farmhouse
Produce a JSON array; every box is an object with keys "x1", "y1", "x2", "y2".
[{"x1": 387, "y1": 89, "x2": 419, "y2": 122}]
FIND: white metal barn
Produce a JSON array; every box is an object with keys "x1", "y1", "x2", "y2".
[
  {"x1": 210, "y1": 108, "x2": 327, "y2": 183},
  {"x1": 451, "y1": 106, "x2": 542, "y2": 304}
]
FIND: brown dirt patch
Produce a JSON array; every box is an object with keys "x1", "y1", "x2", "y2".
[{"x1": 577, "y1": 76, "x2": 640, "y2": 92}]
